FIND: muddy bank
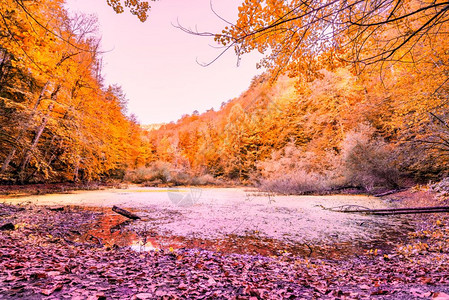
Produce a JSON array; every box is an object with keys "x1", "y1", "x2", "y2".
[{"x1": 0, "y1": 182, "x2": 112, "y2": 196}]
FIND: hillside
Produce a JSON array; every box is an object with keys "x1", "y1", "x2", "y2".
[{"x1": 142, "y1": 68, "x2": 448, "y2": 193}]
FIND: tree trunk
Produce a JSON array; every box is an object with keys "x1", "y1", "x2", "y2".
[
  {"x1": 18, "y1": 86, "x2": 60, "y2": 182},
  {"x1": 325, "y1": 205, "x2": 449, "y2": 215},
  {"x1": 0, "y1": 149, "x2": 17, "y2": 175},
  {"x1": 0, "y1": 51, "x2": 10, "y2": 85},
  {"x1": 0, "y1": 81, "x2": 50, "y2": 175},
  {"x1": 73, "y1": 156, "x2": 80, "y2": 182},
  {"x1": 18, "y1": 102, "x2": 55, "y2": 182}
]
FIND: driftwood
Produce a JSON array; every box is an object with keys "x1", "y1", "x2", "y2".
[
  {"x1": 112, "y1": 205, "x2": 140, "y2": 220},
  {"x1": 320, "y1": 205, "x2": 449, "y2": 215},
  {"x1": 48, "y1": 206, "x2": 64, "y2": 212},
  {"x1": 373, "y1": 188, "x2": 408, "y2": 197}
]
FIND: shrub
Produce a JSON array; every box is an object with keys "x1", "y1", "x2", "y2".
[
  {"x1": 124, "y1": 161, "x2": 172, "y2": 184},
  {"x1": 340, "y1": 123, "x2": 400, "y2": 192},
  {"x1": 191, "y1": 174, "x2": 219, "y2": 185},
  {"x1": 258, "y1": 170, "x2": 332, "y2": 194},
  {"x1": 257, "y1": 141, "x2": 342, "y2": 194},
  {"x1": 124, "y1": 161, "x2": 220, "y2": 186},
  {"x1": 429, "y1": 177, "x2": 449, "y2": 198},
  {"x1": 257, "y1": 124, "x2": 402, "y2": 194}
]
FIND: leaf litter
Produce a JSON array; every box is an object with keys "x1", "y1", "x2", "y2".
[{"x1": 0, "y1": 188, "x2": 449, "y2": 298}]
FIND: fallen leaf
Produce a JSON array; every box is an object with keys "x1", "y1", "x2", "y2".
[
  {"x1": 371, "y1": 290, "x2": 388, "y2": 295},
  {"x1": 134, "y1": 293, "x2": 153, "y2": 300},
  {"x1": 433, "y1": 292, "x2": 449, "y2": 300},
  {"x1": 178, "y1": 283, "x2": 188, "y2": 290},
  {"x1": 208, "y1": 277, "x2": 217, "y2": 286},
  {"x1": 411, "y1": 288, "x2": 425, "y2": 297},
  {"x1": 41, "y1": 288, "x2": 54, "y2": 296},
  {"x1": 360, "y1": 284, "x2": 370, "y2": 290}
]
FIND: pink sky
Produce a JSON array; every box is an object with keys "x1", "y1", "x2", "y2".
[{"x1": 64, "y1": 0, "x2": 263, "y2": 124}]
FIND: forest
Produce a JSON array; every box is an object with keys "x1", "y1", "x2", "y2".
[
  {"x1": 145, "y1": 66, "x2": 448, "y2": 194},
  {"x1": 1, "y1": 0, "x2": 448, "y2": 195},
  {"x1": 0, "y1": 0, "x2": 154, "y2": 184},
  {"x1": 1, "y1": 0, "x2": 449, "y2": 299}
]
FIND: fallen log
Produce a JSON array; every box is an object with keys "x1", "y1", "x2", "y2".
[
  {"x1": 112, "y1": 205, "x2": 140, "y2": 220},
  {"x1": 364, "y1": 209, "x2": 449, "y2": 215},
  {"x1": 323, "y1": 205, "x2": 449, "y2": 215},
  {"x1": 373, "y1": 188, "x2": 408, "y2": 197},
  {"x1": 48, "y1": 206, "x2": 64, "y2": 212}
]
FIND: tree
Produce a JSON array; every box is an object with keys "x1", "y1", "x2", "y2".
[
  {"x1": 179, "y1": 0, "x2": 449, "y2": 80},
  {"x1": 0, "y1": 0, "x2": 152, "y2": 183}
]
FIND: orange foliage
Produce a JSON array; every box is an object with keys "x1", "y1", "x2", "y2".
[{"x1": 0, "y1": 0, "x2": 152, "y2": 182}]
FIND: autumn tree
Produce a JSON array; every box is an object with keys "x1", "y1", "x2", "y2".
[
  {"x1": 178, "y1": 0, "x2": 445, "y2": 78},
  {"x1": 0, "y1": 0, "x2": 152, "y2": 183}
]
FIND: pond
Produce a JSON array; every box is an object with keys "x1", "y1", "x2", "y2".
[{"x1": 1, "y1": 186, "x2": 414, "y2": 258}]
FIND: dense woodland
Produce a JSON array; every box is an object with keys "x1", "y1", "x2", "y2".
[
  {"x1": 0, "y1": 0, "x2": 154, "y2": 183},
  {"x1": 1, "y1": 0, "x2": 449, "y2": 194},
  {"x1": 145, "y1": 66, "x2": 448, "y2": 193}
]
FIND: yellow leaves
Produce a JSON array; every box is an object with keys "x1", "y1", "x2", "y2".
[
  {"x1": 1, "y1": 1, "x2": 73, "y2": 83},
  {"x1": 107, "y1": 0, "x2": 154, "y2": 22},
  {"x1": 397, "y1": 241, "x2": 430, "y2": 257},
  {"x1": 366, "y1": 248, "x2": 379, "y2": 256},
  {"x1": 14, "y1": 223, "x2": 26, "y2": 230},
  {"x1": 0, "y1": 0, "x2": 153, "y2": 182},
  {"x1": 218, "y1": 0, "x2": 449, "y2": 84}
]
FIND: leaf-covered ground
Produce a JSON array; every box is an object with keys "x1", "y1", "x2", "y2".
[{"x1": 1, "y1": 192, "x2": 449, "y2": 299}]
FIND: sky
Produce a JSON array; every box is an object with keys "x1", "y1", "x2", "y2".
[{"x1": 64, "y1": 0, "x2": 264, "y2": 125}]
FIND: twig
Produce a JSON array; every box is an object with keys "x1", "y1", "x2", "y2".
[
  {"x1": 304, "y1": 242, "x2": 313, "y2": 257},
  {"x1": 374, "y1": 188, "x2": 408, "y2": 197}
]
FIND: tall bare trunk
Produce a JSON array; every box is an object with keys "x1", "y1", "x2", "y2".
[
  {"x1": 18, "y1": 103, "x2": 55, "y2": 182},
  {"x1": 18, "y1": 86, "x2": 59, "y2": 182},
  {"x1": 0, "y1": 81, "x2": 50, "y2": 175},
  {"x1": 73, "y1": 157, "x2": 80, "y2": 182}
]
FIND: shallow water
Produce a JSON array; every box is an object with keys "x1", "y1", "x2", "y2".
[{"x1": 1, "y1": 186, "x2": 414, "y2": 258}]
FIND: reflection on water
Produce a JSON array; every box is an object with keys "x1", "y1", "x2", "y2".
[
  {"x1": 129, "y1": 240, "x2": 158, "y2": 252},
  {"x1": 117, "y1": 189, "x2": 189, "y2": 193},
  {"x1": 68, "y1": 207, "x2": 414, "y2": 260}
]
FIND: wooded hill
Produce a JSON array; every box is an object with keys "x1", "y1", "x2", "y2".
[
  {"x1": 142, "y1": 0, "x2": 449, "y2": 193},
  {"x1": 145, "y1": 65, "x2": 449, "y2": 193}
]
